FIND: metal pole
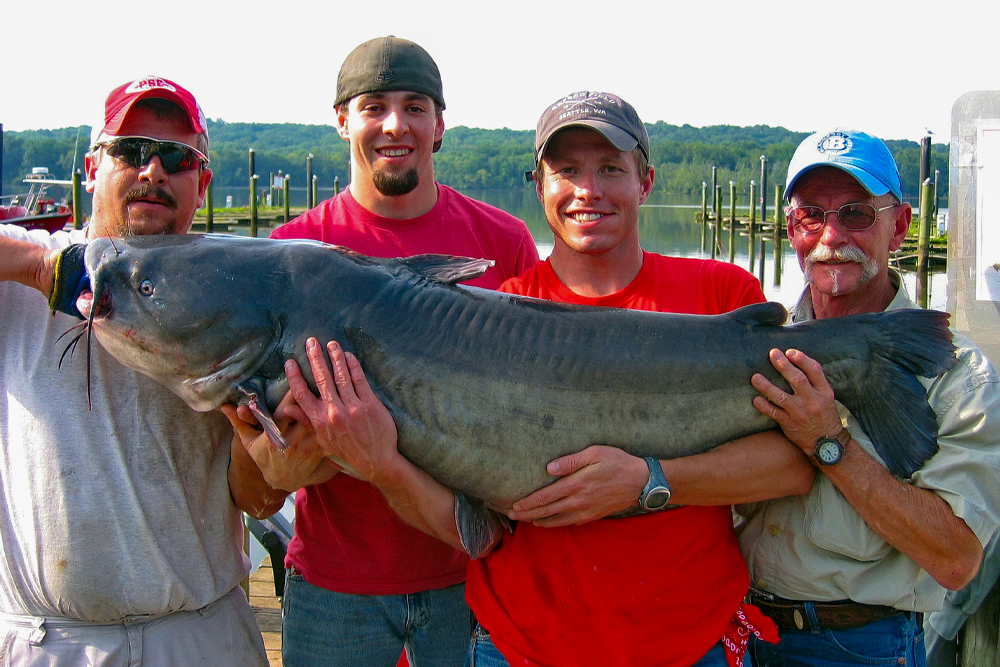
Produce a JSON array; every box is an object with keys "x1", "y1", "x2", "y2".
[
  {"x1": 283, "y1": 175, "x2": 290, "y2": 225},
  {"x1": 917, "y1": 178, "x2": 933, "y2": 308},
  {"x1": 206, "y1": 179, "x2": 214, "y2": 233},
  {"x1": 71, "y1": 170, "x2": 83, "y2": 230},
  {"x1": 700, "y1": 181, "x2": 708, "y2": 254},
  {"x1": 748, "y1": 180, "x2": 757, "y2": 273},
  {"x1": 728, "y1": 181, "x2": 737, "y2": 263},
  {"x1": 250, "y1": 175, "x2": 259, "y2": 238},
  {"x1": 306, "y1": 154, "x2": 314, "y2": 209}
]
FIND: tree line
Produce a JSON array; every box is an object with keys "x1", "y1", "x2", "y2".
[{"x1": 2, "y1": 120, "x2": 949, "y2": 202}]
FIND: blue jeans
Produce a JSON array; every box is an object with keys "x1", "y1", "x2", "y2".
[
  {"x1": 282, "y1": 571, "x2": 471, "y2": 667},
  {"x1": 465, "y1": 624, "x2": 731, "y2": 667},
  {"x1": 749, "y1": 609, "x2": 925, "y2": 667}
]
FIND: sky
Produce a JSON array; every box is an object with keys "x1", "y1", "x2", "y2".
[{"x1": 2, "y1": 0, "x2": 995, "y2": 143}]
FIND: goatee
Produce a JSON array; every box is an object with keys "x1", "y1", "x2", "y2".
[{"x1": 372, "y1": 168, "x2": 419, "y2": 197}]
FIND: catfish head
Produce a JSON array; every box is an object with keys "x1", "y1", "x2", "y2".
[{"x1": 76, "y1": 234, "x2": 289, "y2": 413}]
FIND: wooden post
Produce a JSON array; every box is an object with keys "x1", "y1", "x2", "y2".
[
  {"x1": 710, "y1": 167, "x2": 717, "y2": 220},
  {"x1": 71, "y1": 170, "x2": 83, "y2": 230},
  {"x1": 250, "y1": 175, "x2": 259, "y2": 238},
  {"x1": 960, "y1": 579, "x2": 1000, "y2": 665},
  {"x1": 312, "y1": 175, "x2": 318, "y2": 210},
  {"x1": 334, "y1": 175, "x2": 340, "y2": 196},
  {"x1": 712, "y1": 186, "x2": 722, "y2": 260},
  {"x1": 917, "y1": 178, "x2": 933, "y2": 309},
  {"x1": 206, "y1": 179, "x2": 214, "y2": 233},
  {"x1": 773, "y1": 185, "x2": 783, "y2": 287},
  {"x1": 728, "y1": 181, "x2": 737, "y2": 263},
  {"x1": 283, "y1": 175, "x2": 290, "y2": 225},
  {"x1": 306, "y1": 154, "x2": 314, "y2": 209},
  {"x1": 748, "y1": 180, "x2": 757, "y2": 273},
  {"x1": 700, "y1": 181, "x2": 708, "y2": 254}
]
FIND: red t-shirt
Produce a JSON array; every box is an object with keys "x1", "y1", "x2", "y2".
[
  {"x1": 271, "y1": 184, "x2": 539, "y2": 594},
  {"x1": 466, "y1": 252, "x2": 766, "y2": 666}
]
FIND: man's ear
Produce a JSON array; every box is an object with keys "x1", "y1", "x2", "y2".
[
  {"x1": 84, "y1": 153, "x2": 98, "y2": 193},
  {"x1": 336, "y1": 105, "x2": 350, "y2": 142},
  {"x1": 888, "y1": 202, "x2": 913, "y2": 252}
]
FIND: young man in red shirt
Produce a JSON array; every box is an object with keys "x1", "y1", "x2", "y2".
[{"x1": 282, "y1": 92, "x2": 813, "y2": 666}]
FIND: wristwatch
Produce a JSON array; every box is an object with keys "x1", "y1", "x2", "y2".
[
  {"x1": 639, "y1": 457, "x2": 673, "y2": 511},
  {"x1": 814, "y1": 428, "x2": 852, "y2": 466}
]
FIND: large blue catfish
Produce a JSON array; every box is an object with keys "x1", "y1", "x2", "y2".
[{"x1": 78, "y1": 235, "x2": 955, "y2": 552}]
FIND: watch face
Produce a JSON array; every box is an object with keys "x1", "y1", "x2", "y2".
[
  {"x1": 643, "y1": 487, "x2": 672, "y2": 510},
  {"x1": 816, "y1": 439, "x2": 843, "y2": 465}
]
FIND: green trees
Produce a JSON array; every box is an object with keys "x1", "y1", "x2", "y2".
[{"x1": 2, "y1": 121, "x2": 948, "y2": 202}]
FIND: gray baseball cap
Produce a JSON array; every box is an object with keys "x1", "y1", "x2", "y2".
[{"x1": 534, "y1": 91, "x2": 649, "y2": 165}]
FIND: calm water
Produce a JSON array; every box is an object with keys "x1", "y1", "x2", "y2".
[{"x1": 211, "y1": 184, "x2": 946, "y2": 311}]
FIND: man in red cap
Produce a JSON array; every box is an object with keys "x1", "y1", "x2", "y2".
[{"x1": 0, "y1": 76, "x2": 267, "y2": 666}]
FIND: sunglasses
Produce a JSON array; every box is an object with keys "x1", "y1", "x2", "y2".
[
  {"x1": 98, "y1": 136, "x2": 209, "y2": 174},
  {"x1": 786, "y1": 203, "x2": 898, "y2": 233}
]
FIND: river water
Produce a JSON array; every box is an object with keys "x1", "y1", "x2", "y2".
[{"x1": 209, "y1": 185, "x2": 948, "y2": 311}]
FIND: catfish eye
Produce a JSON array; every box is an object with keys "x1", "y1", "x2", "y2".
[{"x1": 139, "y1": 280, "x2": 154, "y2": 296}]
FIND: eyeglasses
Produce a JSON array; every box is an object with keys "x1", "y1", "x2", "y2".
[
  {"x1": 786, "y1": 203, "x2": 898, "y2": 233},
  {"x1": 97, "y1": 136, "x2": 209, "y2": 174}
]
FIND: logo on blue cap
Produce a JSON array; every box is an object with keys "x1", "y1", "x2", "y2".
[{"x1": 816, "y1": 132, "x2": 853, "y2": 155}]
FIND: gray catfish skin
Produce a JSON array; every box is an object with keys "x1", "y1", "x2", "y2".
[{"x1": 82, "y1": 234, "x2": 956, "y2": 513}]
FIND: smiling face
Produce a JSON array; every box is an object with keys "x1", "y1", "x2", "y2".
[
  {"x1": 787, "y1": 167, "x2": 910, "y2": 315},
  {"x1": 536, "y1": 127, "x2": 653, "y2": 259},
  {"x1": 337, "y1": 90, "x2": 444, "y2": 212},
  {"x1": 86, "y1": 104, "x2": 211, "y2": 238}
]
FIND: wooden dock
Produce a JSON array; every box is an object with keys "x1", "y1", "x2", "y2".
[{"x1": 250, "y1": 556, "x2": 283, "y2": 667}]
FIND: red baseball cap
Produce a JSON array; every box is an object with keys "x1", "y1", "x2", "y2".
[{"x1": 93, "y1": 76, "x2": 208, "y2": 146}]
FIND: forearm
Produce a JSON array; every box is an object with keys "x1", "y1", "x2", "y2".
[
  {"x1": 372, "y1": 455, "x2": 463, "y2": 551},
  {"x1": 0, "y1": 236, "x2": 55, "y2": 295},
  {"x1": 663, "y1": 430, "x2": 815, "y2": 506},
  {"x1": 228, "y1": 434, "x2": 289, "y2": 519},
  {"x1": 826, "y1": 440, "x2": 983, "y2": 590}
]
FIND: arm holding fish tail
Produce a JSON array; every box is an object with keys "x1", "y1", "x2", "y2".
[
  {"x1": 752, "y1": 348, "x2": 983, "y2": 591},
  {"x1": 507, "y1": 433, "x2": 814, "y2": 527},
  {"x1": 285, "y1": 338, "x2": 466, "y2": 552}
]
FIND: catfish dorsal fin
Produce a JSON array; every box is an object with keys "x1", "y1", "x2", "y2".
[
  {"x1": 727, "y1": 302, "x2": 789, "y2": 327},
  {"x1": 398, "y1": 254, "x2": 495, "y2": 285}
]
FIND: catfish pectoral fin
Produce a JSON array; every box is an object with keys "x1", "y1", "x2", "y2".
[
  {"x1": 455, "y1": 493, "x2": 509, "y2": 559},
  {"x1": 237, "y1": 379, "x2": 291, "y2": 452}
]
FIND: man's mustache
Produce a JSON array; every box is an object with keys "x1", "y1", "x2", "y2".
[{"x1": 125, "y1": 185, "x2": 178, "y2": 209}]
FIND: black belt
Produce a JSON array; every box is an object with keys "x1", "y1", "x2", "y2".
[{"x1": 748, "y1": 589, "x2": 903, "y2": 631}]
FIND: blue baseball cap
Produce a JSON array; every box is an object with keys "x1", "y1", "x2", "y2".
[{"x1": 784, "y1": 129, "x2": 902, "y2": 202}]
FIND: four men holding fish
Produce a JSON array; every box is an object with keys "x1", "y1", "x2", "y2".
[{"x1": 1, "y1": 36, "x2": 998, "y2": 667}]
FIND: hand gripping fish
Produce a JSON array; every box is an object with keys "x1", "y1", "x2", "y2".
[{"x1": 75, "y1": 234, "x2": 957, "y2": 555}]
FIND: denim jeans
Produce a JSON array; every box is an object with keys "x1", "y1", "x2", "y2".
[
  {"x1": 749, "y1": 609, "x2": 925, "y2": 667},
  {"x1": 465, "y1": 624, "x2": 730, "y2": 667},
  {"x1": 282, "y1": 571, "x2": 471, "y2": 667}
]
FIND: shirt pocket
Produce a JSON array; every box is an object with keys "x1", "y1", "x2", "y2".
[{"x1": 804, "y1": 475, "x2": 893, "y2": 562}]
